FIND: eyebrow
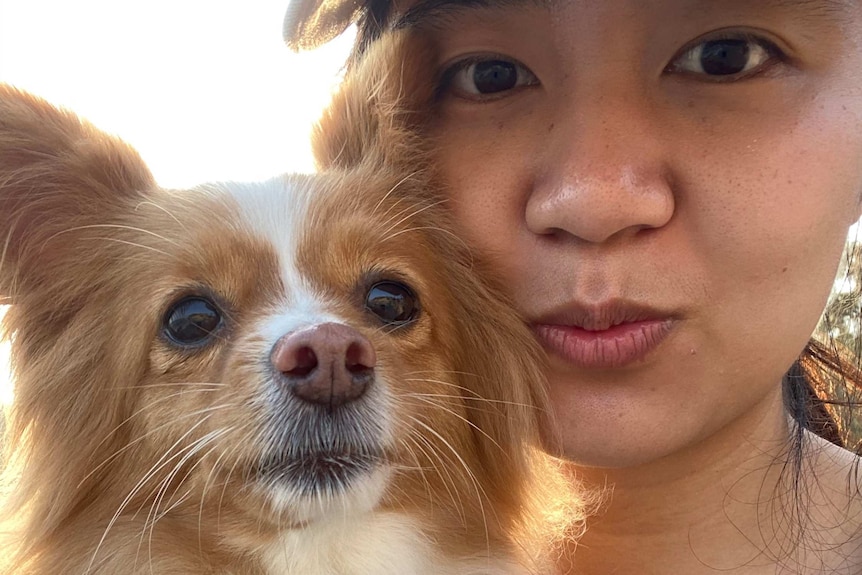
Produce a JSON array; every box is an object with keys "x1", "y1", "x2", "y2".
[
  {"x1": 768, "y1": 0, "x2": 850, "y2": 12},
  {"x1": 394, "y1": 0, "x2": 854, "y2": 30},
  {"x1": 740, "y1": 0, "x2": 854, "y2": 23}
]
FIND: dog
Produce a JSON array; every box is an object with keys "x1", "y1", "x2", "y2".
[{"x1": 0, "y1": 31, "x2": 581, "y2": 575}]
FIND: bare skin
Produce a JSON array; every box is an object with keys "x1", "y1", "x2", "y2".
[{"x1": 396, "y1": 0, "x2": 862, "y2": 572}]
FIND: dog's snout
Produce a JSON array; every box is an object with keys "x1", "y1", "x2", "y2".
[{"x1": 271, "y1": 323, "x2": 376, "y2": 407}]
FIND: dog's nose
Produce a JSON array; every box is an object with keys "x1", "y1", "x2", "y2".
[{"x1": 271, "y1": 323, "x2": 376, "y2": 407}]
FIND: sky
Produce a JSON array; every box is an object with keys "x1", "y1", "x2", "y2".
[{"x1": 0, "y1": 0, "x2": 356, "y2": 404}]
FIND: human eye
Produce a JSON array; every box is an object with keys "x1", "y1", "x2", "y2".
[
  {"x1": 666, "y1": 31, "x2": 785, "y2": 81},
  {"x1": 438, "y1": 54, "x2": 539, "y2": 100}
]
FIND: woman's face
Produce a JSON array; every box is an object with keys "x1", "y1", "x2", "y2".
[{"x1": 414, "y1": 0, "x2": 862, "y2": 467}]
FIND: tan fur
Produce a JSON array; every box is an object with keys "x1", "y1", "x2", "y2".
[{"x1": 0, "y1": 30, "x2": 584, "y2": 575}]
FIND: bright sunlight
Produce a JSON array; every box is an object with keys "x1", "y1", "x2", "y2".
[{"x1": 0, "y1": 0, "x2": 355, "y2": 406}]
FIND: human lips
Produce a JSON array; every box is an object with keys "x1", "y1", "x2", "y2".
[{"x1": 531, "y1": 302, "x2": 677, "y2": 369}]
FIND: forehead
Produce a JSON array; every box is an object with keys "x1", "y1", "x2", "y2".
[
  {"x1": 150, "y1": 171, "x2": 445, "y2": 317},
  {"x1": 133, "y1": 178, "x2": 296, "y2": 312},
  {"x1": 219, "y1": 175, "x2": 315, "y2": 297}
]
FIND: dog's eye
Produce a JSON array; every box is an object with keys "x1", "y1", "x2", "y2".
[
  {"x1": 365, "y1": 281, "x2": 418, "y2": 325},
  {"x1": 164, "y1": 297, "x2": 222, "y2": 346}
]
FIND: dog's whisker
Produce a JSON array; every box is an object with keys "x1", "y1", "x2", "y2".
[
  {"x1": 374, "y1": 195, "x2": 432, "y2": 231},
  {"x1": 404, "y1": 414, "x2": 494, "y2": 554},
  {"x1": 217, "y1": 427, "x2": 256, "y2": 532},
  {"x1": 86, "y1": 416, "x2": 213, "y2": 574},
  {"x1": 146, "y1": 428, "x2": 229, "y2": 527},
  {"x1": 141, "y1": 429, "x2": 230, "y2": 567},
  {"x1": 400, "y1": 376, "x2": 490, "y2": 400},
  {"x1": 371, "y1": 172, "x2": 418, "y2": 217},
  {"x1": 134, "y1": 200, "x2": 187, "y2": 232},
  {"x1": 114, "y1": 382, "x2": 228, "y2": 390},
  {"x1": 393, "y1": 436, "x2": 440, "y2": 516},
  {"x1": 383, "y1": 476, "x2": 425, "y2": 515},
  {"x1": 400, "y1": 427, "x2": 468, "y2": 526},
  {"x1": 128, "y1": 429, "x2": 222, "y2": 531},
  {"x1": 375, "y1": 197, "x2": 415, "y2": 230},
  {"x1": 139, "y1": 460, "x2": 209, "y2": 573},
  {"x1": 381, "y1": 225, "x2": 469, "y2": 251},
  {"x1": 402, "y1": 376, "x2": 546, "y2": 412},
  {"x1": 379, "y1": 198, "x2": 448, "y2": 238},
  {"x1": 49, "y1": 223, "x2": 181, "y2": 245},
  {"x1": 97, "y1": 388, "x2": 225, "y2": 442},
  {"x1": 402, "y1": 389, "x2": 535, "y2": 410},
  {"x1": 400, "y1": 395, "x2": 506, "y2": 453},
  {"x1": 380, "y1": 223, "x2": 473, "y2": 260},
  {"x1": 81, "y1": 403, "x2": 237, "y2": 487},
  {"x1": 84, "y1": 236, "x2": 173, "y2": 257},
  {"x1": 198, "y1": 427, "x2": 241, "y2": 550}
]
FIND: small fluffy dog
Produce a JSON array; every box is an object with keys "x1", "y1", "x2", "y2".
[{"x1": 0, "y1": 32, "x2": 579, "y2": 575}]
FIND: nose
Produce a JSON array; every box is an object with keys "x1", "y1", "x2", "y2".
[
  {"x1": 526, "y1": 97, "x2": 675, "y2": 244},
  {"x1": 271, "y1": 323, "x2": 376, "y2": 408}
]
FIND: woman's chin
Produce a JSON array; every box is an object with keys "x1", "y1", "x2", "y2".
[{"x1": 543, "y1": 365, "x2": 788, "y2": 474}]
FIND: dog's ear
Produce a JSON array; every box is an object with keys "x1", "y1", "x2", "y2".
[
  {"x1": 312, "y1": 29, "x2": 438, "y2": 170},
  {"x1": 0, "y1": 85, "x2": 154, "y2": 300}
]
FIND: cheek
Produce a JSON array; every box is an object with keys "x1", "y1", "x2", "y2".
[
  {"x1": 433, "y1": 118, "x2": 541, "y2": 276},
  {"x1": 694, "y1": 101, "x2": 862, "y2": 312},
  {"x1": 138, "y1": 348, "x2": 231, "y2": 461},
  {"x1": 677, "y1": 97, "x2": 862, "y2": 387},
  {"x1": 144, "y1": 334, "x2": 274, "y2": 466},
  {"x1": 379, "y1": 344, "x2": 449, "y2": 441}
]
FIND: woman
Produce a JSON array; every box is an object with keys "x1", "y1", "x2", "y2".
[{"x1": 285, "y1": 1, "x2": 862, "y2": 573}]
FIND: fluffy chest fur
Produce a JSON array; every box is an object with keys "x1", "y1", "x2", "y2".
[{"x1": 262, "y1": 512, "x2": 525, "y2": 575}]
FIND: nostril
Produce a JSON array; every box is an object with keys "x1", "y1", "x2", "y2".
[
  {"x1": 272, "y1": 338, "x2": 319, "y2": 377},
  {"x1": 345, "y1": 340, "x2": 376, "y2": 374},
  {"x1": 286, "y1": 345, "x2": 318, "y2": 377}
]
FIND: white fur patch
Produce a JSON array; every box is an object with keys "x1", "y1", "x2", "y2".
[
  {"x1": 262, "y1": 512, "x2": 527, "y2": 575},
  {"x1": 262, "y1": 512, "x2": 434, "y2": 575},
  {"x1": 222, "y1": 174, "x2": 321, "y2": 312},
  {"x1": 265, "y1": 466, "x2": 392, "y2": 525}
]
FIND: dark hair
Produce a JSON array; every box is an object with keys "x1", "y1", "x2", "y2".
[{"x1": 353, "y1": 0, "x2": 392, "y2": 59}]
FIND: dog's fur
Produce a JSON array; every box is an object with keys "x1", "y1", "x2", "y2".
[{"x1": 0, "y1": 31, "x2": 581, "y2": 574}]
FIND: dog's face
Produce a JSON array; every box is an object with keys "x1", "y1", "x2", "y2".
[
  {"x1": 0, "y1": 74, "x2": 546, "y2": 558},
  {"x1": 107, "y1": 170, "x2": 491, "y2": 525}
]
